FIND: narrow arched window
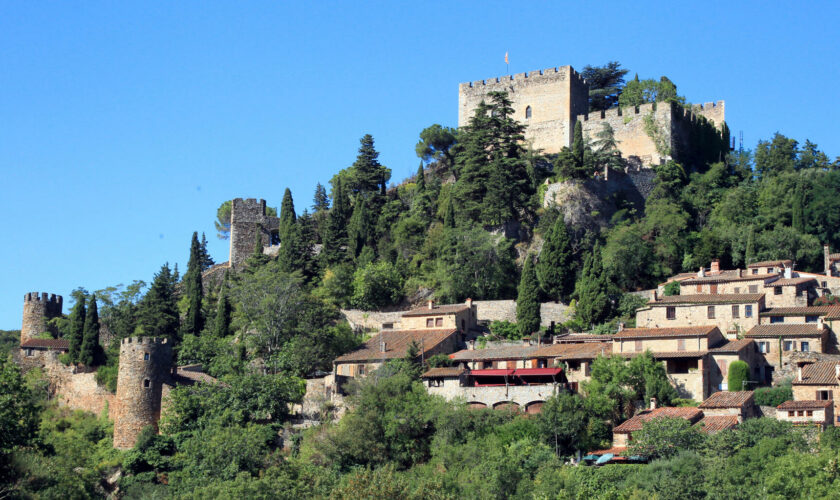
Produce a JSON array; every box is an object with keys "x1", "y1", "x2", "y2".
[{"x1": 525, "y1": 106, "x2": 532, "y2": 119}]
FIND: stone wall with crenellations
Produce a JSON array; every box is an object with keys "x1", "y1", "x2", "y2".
[
  {"x1": 229, "y1": 198, "x2": 281, "y2": 270},
  {"x1": 21, "y1": 292, "x2": 62, "y2": 343}
]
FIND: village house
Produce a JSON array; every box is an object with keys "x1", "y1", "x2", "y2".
[
  {"x1": 776, "y1": 400, "x2": 834, "y2": 430},
  {"x1": 697, "y1": 390, "x2": 757, "y2": 421},
  {"x1": 790, "y1": 361, "x2": 840, "y2": 426},
  {"x1": 333, "y1": 328, "x2": 459, "y2": 378},
  {"x1": 635, "y1": 293, "x2": 764, "y2": 339},
  {"x1": 17, "y1": 338, "x2": 69, "y2": 371},
  {"x1": 745, "y1": 323, "x2": 830, "y2": 379},
  {"x1": 530, "y1": 337, "x2": 613, "y2": 390},
  {"x1": 708, "y1": 338, "x2": 764, "y2": 389}
]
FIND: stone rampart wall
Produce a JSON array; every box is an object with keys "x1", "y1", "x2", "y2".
[{"x1": 427, "y1": 383, "x2": 560, "y2": 409}]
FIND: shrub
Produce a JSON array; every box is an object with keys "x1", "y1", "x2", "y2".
[
  {"x1": 753, "y1": 381, "x2": 793, "y2": 406},
  {"x1": 727, "y1": 361, "x2": 750, "y2": 392},
  {"x1": 663, "y1": 281, "x2": 681, "y2": 296},
  {"x1": 95, "y1": 363, "x2": 119, "y2": 393},
  {"x1": 489, "y1": 320, "x2": 521, "y2": 340}
]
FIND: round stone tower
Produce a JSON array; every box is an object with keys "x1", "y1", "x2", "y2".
[
  {"x1": 21, "y1": 292, "x2": 63, "y2": 343},
  {"x1": 113, "y1": 337, "x2": 173, "y2": 450}
]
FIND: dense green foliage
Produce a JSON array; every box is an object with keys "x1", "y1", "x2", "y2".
[
  {"x1": 727, "y1": 360, "x2": 750, "y2": 392},
  {"x1": 516, "y1": 256, "x2": 540, "y2": 337}
]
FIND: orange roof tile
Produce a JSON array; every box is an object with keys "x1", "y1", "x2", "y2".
[
  {"x1": 20, "y1": 338, "x2": 69, "y2": 349},
  {"x1": 402, "y1": 303, "x2": 470, "y2": 317},
  {"x1": 748, "y1": 260, "x2": 793, "y2": 268},
  {"x1": 696, "y1": 415, "x2": 739, "y2": 433},
  {"x1": 614, "y1": 407, "x2": 703, "y2": 433},
  {"x1": 760, "y1": 306, "x2": 840, "y2": 317},
  {"x1": 792, "y1": 362, "x2": 840, "y2": 386},
  {"x1": 421, "y1": 367, "x2": 465, "y2": 378},
  {"x1": 699, "y1": 391, "x2": 754, "y2": 409},
  {"x1": 746, "y1": 324, "x2": 825, "y2": 338},
  {"x1": 450, "y1": 344, "x2": 540, "y2": 362},
  {"x1": 650, "y1": 294, "x2": 764, "y2": 305},
  {"x1": 709, "y1": 338, "x2": 754, "y2": 353},
  {"x1": 614, "y1": 326, "x2": 719, "y2": 339},
  {"x1": 766, "y1": 278, "x2": 816, "y2": 287},
  {"x1": 531, "y1": 342, "x2": 612, "y2": 360},
  {"x1": 335, "y1": 329, "x2": 457, "y2": 363},
  {"x1": 778, "y1": 400, "x2": 832, "y2": 409}
]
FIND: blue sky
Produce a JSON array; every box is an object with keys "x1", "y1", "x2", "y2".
[{"x1": 1, "y1": 1, "x2": 838, "y2": 328}]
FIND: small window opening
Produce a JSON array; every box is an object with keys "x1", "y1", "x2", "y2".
[
  {"x1": 143, "y1": 352, "x2": 150, "y2": 361},
  {"x1": 525, "y1": 106, "x2": 532, "y2": 119},
  {"x1": 143, "y1": 379, "x2": 151, "y2": 388}
]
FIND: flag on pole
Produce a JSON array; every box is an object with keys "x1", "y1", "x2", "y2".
[{"x1": 505, "y1": 52, "x2": 509, "y2": 64}]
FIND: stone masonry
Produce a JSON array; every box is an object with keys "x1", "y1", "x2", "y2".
[
  {"x1": 21, "y1": 292, "x2": 62, "y2": 343},
  {"x1": 229, "y1": 198, "x2": 280, "y2": 270},
  {"x1": 112, "y1": 337, "x2": 173, "y2": 450}
]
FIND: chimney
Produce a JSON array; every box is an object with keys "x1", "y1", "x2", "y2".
[
  {"x1": 553, "y1": 335, "x2": 561, "y2": 344},
  {"x1": 835, "y1": 364, "x2": 840, "y2": 380},
  {"x1": 799, "y1": 366, "x2": 803, "y2": 382},
  {"x1": 522, "y1": 337, "x2": 531, "y2": 346},
  {"x1": 617, "y1": 322, "x2": 625, "y2": 332},
  {"x1": 427, "y1": 300, "x2": 434, "y2": 310},
  {"x1": 739, "y1": 268, "x2": 743, "y2": 278},
  {"x1": 465, "y1": 298, "x2": 473, "y2": 308},
  {"x1": 698, "y1": 267, "x2": 705, "y2": 278},
  {"x1": 825, "y1": 244, "x2": 831, "y2": 276},
  {"x1": 380, "y1": 340, "x2": 386, "y2": 353},
  {"x1": 653, "y1": 289, "x2": 658, "y2": 301},
  {"x1": 468, "y1": 339, "x2": 475, "y2": 350},
  {"x1": 784, "y1": 266, "x2": 792, "y2": 279},
  {"x1": 711, "y1": 259, "x2": 720, "y2": 274},
  {"x1": 649, "y1": 397, "x2": 657, "y2": 410}
]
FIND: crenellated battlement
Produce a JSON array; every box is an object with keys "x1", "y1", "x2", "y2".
[
  {"x1": 576, "y1": 102, "x2": 659, "y2": 123},
  {"x1": 459, "y1": 65, "x2": 586, "y2": 91},
  {"x1": 24, "y1": 292, "x2": 63, "y2": 307},
  {"x1": 120, "y1": 336, "x2": 169, "y2": 346}
]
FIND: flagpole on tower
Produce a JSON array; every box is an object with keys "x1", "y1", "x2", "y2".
[{"x1": 505, "y1": 51, "x2": 509, "y2": 74}]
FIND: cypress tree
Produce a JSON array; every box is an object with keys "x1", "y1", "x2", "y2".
[
  {"x1": 416, "y1": 162, "x2": 426, "y2": 191},
  {"x1": 322, "y1": 178, "x2": 351, "y2": 266},
  {"x1": 68, "y1": 295, "x2": 86, "y2": 363},
  {"x1": 537, "y1": 216, "x2": 575, "y2": 301},
  {"x1": 214, "y1": 276, "x2": 232, "y2": 338},
  {"x1": 79, "y1": 294, "x2": 100, "y2": 366},
  {"x1": 443, "y1": 196, "x2": 456, "y2": 228},
  {"x1": 279, "y1": 187, "x2": 297, "y2": 239},
  {"x1": 199, "y1": 232, "x2": 214, "y2": 271},
  {"x1": 572, "y1": 120, "x2": 585, "y2": 170},
  {"x1": 183, "y1": 232, "x2": 204, "y2": 337},
  {"x1": 516, "y1": 256, "x2": 541, "y2": 338},
  {"x1": 574, "y1": 243, "x2": 612, "y2": 328},
  {"x1": 348, "y1": 196, "x2": 374, "y2": 260}
]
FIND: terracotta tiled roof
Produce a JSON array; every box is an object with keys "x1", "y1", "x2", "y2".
[
  {"x1": 401, "y1": 303, "x2": 470, "y2": 317},
  {"x1": 553, "y1": 334, "x2": 614, "y2": 343},
  {"x1": 748, "y1": 260, "x2": 793, "y2": 268},
  {"x1": 650, "y1": 294, "x2": 764, "y2": 305},
  {"x1": 830, "y1": 253, "x2": 840, "y2": 261},
  {"x1": 696, "y1": 415, "x2": 739, "y2": 433},
  {"x1": 681, "y1": 273, "x2": 777, "y2": 285},
  {"x1": 614, "y1": 326, "x2": 719, "y2": 339},
  {"x1": 421, "y1": 367, "x2": 465, "y2": 378},
  {"x1": 619, "y1": 350, "x2": 708, "y2": 359},
  {"x1": 659, "y1": 272, "x2": 701, "y2": 286},
  {"x1": 766, "y1": 278, "x2": 816, "y2": 287},
  {"x1": 792, "y1": 362, "x2": 840, "y2": 386},
  {"x1": 614, "y1": 407, "x2": 704, "y2": 433},
  {"x1": 746, "y1": 324, "x2": 825, "y2": 338},
  {"x1": 20, "y1": 338, "x2": 69, "y2": 350},
  {"x1": 590, "y1": 446, "x2": 628, "y2": 456},
  {"x1": 531, "y1": 342, "x2": 612, "y2": 360},
  {"x1": 335, "y1": 329, "x2": 458, "y2": 363},
  {"x1": 709, "y1": 338, "x2": 754, "y2": 353},
  {"x1": 699, "y1": 391, "x2": 754, "y2": 409},
  {"x1": 450, "y1": 344, "x2": 540, "y2": 362},
  {"x1": 760, "y1": 306, "x2": 840, "y2": 317},
  {"x1": 778, "y1": 400, "x2": 832, "y2": 409}
]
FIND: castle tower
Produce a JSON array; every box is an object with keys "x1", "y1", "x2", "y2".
[
  {"x1": 228, "y1": 198, "x2": 280, "y2": 269},
  {"x1": 113, "y1": 337, "x2": 173, "y2": 449},
  {"x1": 21, "y1": 292, "x2": 63, "y2": 344}
]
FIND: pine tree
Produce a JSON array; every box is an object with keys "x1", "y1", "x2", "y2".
[
  {"x1": 443, "y1": 196, "x2": 456, "y2": 228},
  {"x1": 68, "y1": 295, "x2": 86, "y2": 363},
  {"x1": 79, "y1": 295, "x2": 101, "y2": 366},
  {"x1": 574, "y1": 243, "x2": 612, "y2": 328},
  {"x1": 313, "y1": 182, "x2": 329, "y2": 213},
  {"x1": 348, "y1": 134, "x2": 391, "y2": 196},
  {"x1": 183, "y1": 232, "x2": 204, "y2": 337},
  {"x1": 537, "y1": 216, "x2": 576, "y2": 301},
  {"x1": 516, "y1": 256, "x2": 541, "y2": 338},
  {"x1": 322, "y1": 178, "x2": 351, "y2": 266},
  {"x1": 136, "y1": 264, "x2": 180, "y2": 341},
  {"x1": 199, "y1": 232, "x2": 214, "y2": 271},
  {"x1": 214, "y1": 275, "x2": 232, "y2": 338}
]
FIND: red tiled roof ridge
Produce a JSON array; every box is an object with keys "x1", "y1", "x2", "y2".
[
  {"x1": 335, "y1": 328, "x2": 458, "y2": 363},
  {"x1": 613, "y1": 407, "x2": 703, "y2": 433},
  {"x1": 778, "y1": 400, "x2": 832, "y2": 409},
  {"x1": 696, "y1": 415, "x2": 740, "y2": 433},
  {"x1": 651, "y1": 293, "x2": 764, "y2": 305},
  {"x1": 20, "y1": 338, "x2": 69, "y2": 349},
  {"x1": 746, "y1": 324, "x2": 825, "y2": 338},
  {"x1": 747, "y1": 259, "x2": 793, "y2": 268},
  {"x1": 699, "y1": 391, "x2": 754, "y2": 409},
  {"x1": 614, "y1": 325, "x2": 718, "y2": 339},
  {"x1": 402, "y1": 303, "x2": 470, "y2": 317}
]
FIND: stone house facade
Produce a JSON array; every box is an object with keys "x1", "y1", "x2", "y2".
[
  {"x1": 791, "y1": 362, "x2": 840, "y2": 426},
  {"x1": 776, "y1": 400, "x2": 834, "y2": 429},
  {"x1": 745, "y1": 323, "x2": 829, "y2": 379},
  {"x1": 636, "y1": 294, "x2": 764, "y2": 339}
]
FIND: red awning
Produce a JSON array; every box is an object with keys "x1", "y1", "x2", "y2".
[
  {"x1": 470, "y1": 369, "x2": 515, "y2": 376},
  {"x1": 513, "y1": 368, "x2": 563, "y2": 377}
]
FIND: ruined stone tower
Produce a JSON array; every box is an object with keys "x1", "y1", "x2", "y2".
[
  {"x1": 228, "y1": 198, "x2": 280, "y2": 270},
  {"x1": 21, "y1": 292, "x2": 63, "y2": 343},
  {"x1": 113, "y1": 337, "x2": 173, "y2": 450}
]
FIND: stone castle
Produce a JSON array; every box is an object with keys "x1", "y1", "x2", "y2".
[
  {"x1": 229, "y1": 197, "x2": 280, "y2": 269},
  {"x1": 459, "y1": 65, "x2": 726, "y2": 167},
  {"x1": 15, "y1": 293, "x2": 215, "y2": 450}
]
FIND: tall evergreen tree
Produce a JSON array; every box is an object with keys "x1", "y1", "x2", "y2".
[
  {"x1": 322, "y1": 178, "x2": 351, "y2": 266},
  {"x1": 313, "y1": 182, "x2": 329, "y2": 213},
  {"x1": 516, "y1": 256, "x2": 541, "y2": 338},
  {"x1": 199, "y1": 232, "x2": 214, "y2": 271},
  {"x1": 416, "y1": 162, "x2": 426, "y2": 191},
  {"x1": 78, "y1": 295, "x2": 101, "y2": 366},
  {"x1": 581, "y1": 61, "x2": 629, "y2": 111},
  {"x1": 214, "y1": 274, "x2": 232, "y2": 338},
  {"x1": 136, "y1": 264, "x2": 180, "y2": 341},
  {"x1": 183, "y1": 232, "x2": 204, "y2": 337},
  {"x1": 279, "y1": 187, "x2": 297, "y2": 238},
  {"x1": 572, "y1": 120, "x2": 585, "y2": 169},
  {"x1": 68, "y1": 294, "x2": 86, "y2": 363},
  {"x1": 348, "y1": 134, "x2": 391, "y2": 196},
  {"x1": 443, "y1": 196, "x2": 456, "y2": 228},
  {"x1": 574, "y1": 243, "x2": 612, "y2": 328},
  {"x1": 537, "y1": 216, "x2": 576, "y2": 301},
  {"x1": 348, "y1": 196, "x2": 375, "y2": 260}
]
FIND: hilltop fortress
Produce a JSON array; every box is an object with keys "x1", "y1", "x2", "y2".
[{"x1": 459, "y1": 65, "x2": 726, "y2": 167}]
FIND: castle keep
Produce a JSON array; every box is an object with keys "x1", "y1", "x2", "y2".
[
  {"x1": 228, "y1": 198, "x2": 280, "y2": 269},
  {"x1": 21, "y1": 292, "x2": 63, "y2": 343},
  {"x1": 458, "y1": 65, "x2": 726, "y2": 166}
]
